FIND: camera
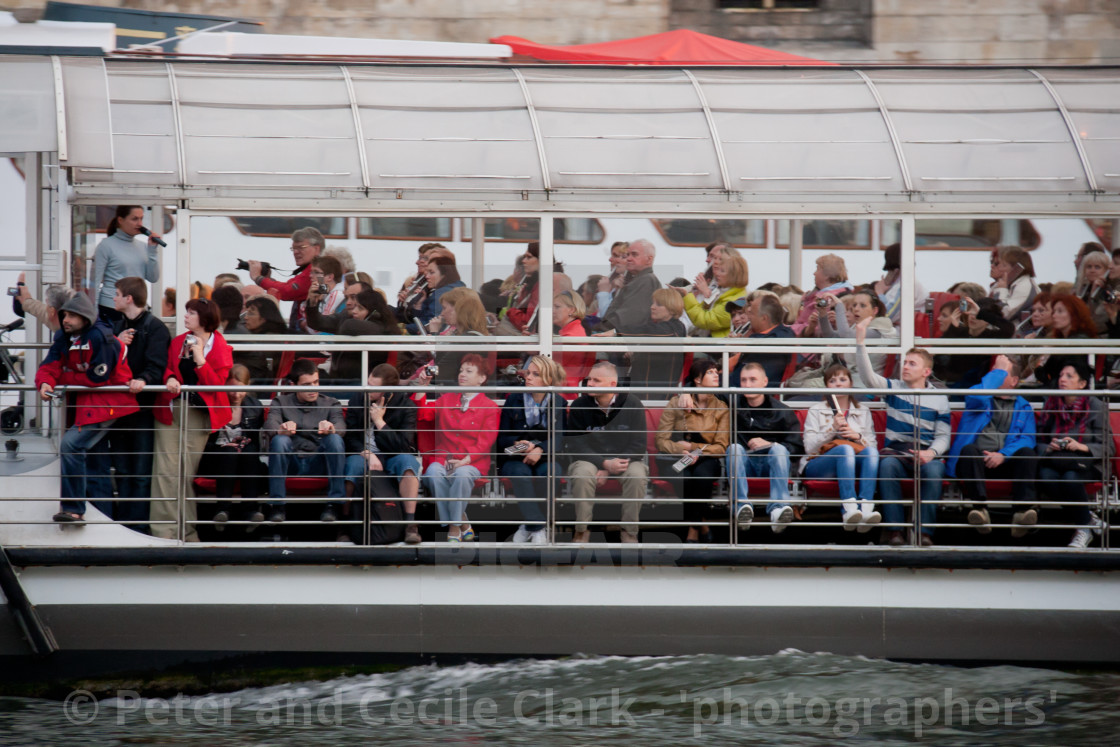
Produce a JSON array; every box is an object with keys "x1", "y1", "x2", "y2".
[
  {"x1": 5, "y1": 287, "x2": 19, "y2": 297},
  {"x1": 1058, "y1": 437, "x2": 1071, "y2": 448},
  {"x1": 181, "y1": 334, "x2": 197, "y2": 358},
  {"x1": 316, "y1": 283, "x2": 328, "y2": 295},
  {"x1": 959, "y1": 299, "x2": 969, "y2": 312},
  {"x1": 816, "y1": 297, "x2": 831, "y2": 309},
  {"x1": 1102, "y1": 288, "x2": 1119, "y2": 305},
  {"x1": 236, "y1": 259, "x2": 272, "y2": 278},
  {"x1": 421, "y1": 363, "x2": 438, "y2": 379}
]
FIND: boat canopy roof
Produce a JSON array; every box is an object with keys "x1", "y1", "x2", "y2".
[{"x1": 2, "y1": 55, "x2": 1120, "y2": 212}]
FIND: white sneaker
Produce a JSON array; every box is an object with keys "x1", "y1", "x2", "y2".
[
  {"x1": 511, "y1": 524, "x2": 531, "y2": 543},
  {"x1": 736, "y1": 504, "x2": 754, "y2": 531},
  {"x1": 529, "y1": 528, "x2": 548, "y2": 545},
  {"x1": 1068, "y1": 529, "x2": 1093, "y2": 549},
  {"x1": 841, "y1": 509, "x2": 861, "y2": 532},
  {"x1": 770, "y1": 506, "x2": 794, "y2": 534},
  {"x1": 1089, "y1": 512, "x2": 1104, "y2": 536},
  {"x1": 858, "y1": 509, "x2": 882, "y2": 534}
]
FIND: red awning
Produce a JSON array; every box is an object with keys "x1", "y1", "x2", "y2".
[{"x1": 490, "y1": 29, "x2": 831, "y2": 66}]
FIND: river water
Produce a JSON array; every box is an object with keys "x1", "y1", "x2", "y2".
[{"x1": 1, "y1": 651, "x2": 1116, "y2": 745}]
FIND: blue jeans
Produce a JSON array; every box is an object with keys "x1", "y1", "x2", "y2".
[
  {"x1": 424, "y1": 462, "x2": 482, "y2": 526},
  {"x1": 59, "y1": 419, "x2": 117, "y2": 516},
  {"x1": 878, "y1": 455, "x2": 945, "y2": 536},
  {"x1": 500, "y1": 459, "x2": 557, "y2": 531},
  {"x1": 726, "y1": 442, "x2": 790, "y2": 514},
  {"x1": 268, "y1": 433, "x2": 345, "y2": 505},
  {"x1": 803, "y1": 445, "x2": 880, "y2": 511}
]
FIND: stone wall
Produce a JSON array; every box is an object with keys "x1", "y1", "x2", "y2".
[{"x1": 6, "y1": 0, "x2": 1120, "y2": 63}]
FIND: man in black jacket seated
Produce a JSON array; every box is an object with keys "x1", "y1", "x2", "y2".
[
  {"x1": 565, "y1": 361, "x2": 648, "y2": 543},
  {"x1": 345, "y1": 363, "x2": 422, "y2": 544},
  {"x1": 725, "y1": 363, "x2": 804, "y2": 533},
  {"x1": 109, "y1": 276, "x2": 170, "y2": 526}
]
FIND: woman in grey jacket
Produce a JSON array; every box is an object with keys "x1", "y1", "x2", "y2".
[{"x1": 92, "y1": 206, "x2": 160, "y2": 322}]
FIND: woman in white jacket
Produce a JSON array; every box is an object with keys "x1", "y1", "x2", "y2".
[{"x1": 800, "y1": 363, "x2": 881, "y2": 531}]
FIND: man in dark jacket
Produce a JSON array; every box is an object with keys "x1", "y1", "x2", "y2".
[
  {"x1": 36, "y1": 293, "x2": 138, "y2": 523},
  {"x1": 565, "y1": 361, "x2": 647, "y2": 543},
  {"x1": 595, "y1": 239, "x2": 663, "y2": 333},
  {"x1": 728, "y1": 292, "x2": 796, "y2": 387},
  {"x1": 109, "y1": 276, "x2": 170, "y2": 525},
  {"x1": 725, "y1": 362, "x2": 803, "y2": 534},
  {"x1": 264, "y1": 358, "x2": 346, "y2": 523},
  {"x1": 345, "y1": 364, "x2": 422, "y2": 544}
]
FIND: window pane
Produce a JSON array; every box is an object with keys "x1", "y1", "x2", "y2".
[
  {"x1": 776, "y1": 219, "x2": 870, "y2": 248},
  {"x1": 654, "y1": 218, "x2": 765, "y2": 247},
  {"x1": 232, "y1": 216, "x2": 347, "y2": 238},
  {"x1": 357, "y1": 217, "x2": 451, "y2": 240}
]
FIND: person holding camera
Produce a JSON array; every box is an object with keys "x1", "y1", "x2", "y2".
[
  {"x1": 791, "y1": 254, "x2": 853, "y2": 337},
  {"x1": 150, "y1": 298, "x2": 233, "y2": 541},
  {"x1": 932, "y1": 294, "x2": 1015, "y2": 389},
  {"x1": 989, "y1": 246, "x2": 1039, "y2": 321},
  {"x1": 303, "y1": 255, "x2": 346, "y2": 334},
  {"x1": 245, "y1": 227, "x2": 324, "y2": 333},
  {"x1": 1034, "y1": 361, "x2": 1113, "y2": 548},
  {"x1": 497, "y1": 355, "x2": 568, "y2": 544}
]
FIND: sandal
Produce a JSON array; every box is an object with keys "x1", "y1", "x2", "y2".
[
  {"x1": 461, "y1": 526, "x2": 476, "y2": 542},
  {"x1": 52, "y1": 511, "x2": 84, "y2": 523}
]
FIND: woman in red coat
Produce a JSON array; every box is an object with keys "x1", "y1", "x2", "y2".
[{"x1": 150, "y1": 298, "x2": 233, "y2": 541}]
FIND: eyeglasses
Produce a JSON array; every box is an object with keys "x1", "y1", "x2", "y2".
[{"x1": 291, "y1": 243, "x2": 313, "y2": 253}]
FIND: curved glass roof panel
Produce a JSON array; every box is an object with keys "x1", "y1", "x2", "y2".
[{"x1": 0, "y1": 56, "x2": 1109, "y2": 208}]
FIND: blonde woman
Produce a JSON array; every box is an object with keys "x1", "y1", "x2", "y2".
[
  {"x1": 552, "y1": 290, "x2": 591, "y2": 390},
  {"x1": 674, "y1": 253, "x2": 749, "y2": 337}
]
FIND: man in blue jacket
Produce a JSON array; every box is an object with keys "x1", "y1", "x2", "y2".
[{"x1": 946, "y1": 355, "x2": 1037, "y2": 537}]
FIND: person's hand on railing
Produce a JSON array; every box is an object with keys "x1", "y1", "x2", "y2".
[
  {"x1": 38, "y1": 382, "x2": 53, "y2": 401},
  {"x1": 166, "y1": 377, "x2": 181, "y2": 396},
  {"x1": 128, "y1": 378, "x2": 146, "y2": 394},
  {"x1": 592, "y1": 329, "x2": 617, "y2": 337}
]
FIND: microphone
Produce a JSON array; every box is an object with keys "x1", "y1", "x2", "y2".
[{"x1": 138, "y1": 226, "x2": 167, "y2": 248}]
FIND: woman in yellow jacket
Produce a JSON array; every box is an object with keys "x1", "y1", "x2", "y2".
[
  {"x1": 675, "y1": 251, "x2": 749, "y2": 337},
  {"x1": 656, "y1": 359, "x2": 731, "y2": 543}
]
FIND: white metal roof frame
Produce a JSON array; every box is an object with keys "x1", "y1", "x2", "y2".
[{"x1": 2, "y1": 55, "x2": 1119, "y2": 214}]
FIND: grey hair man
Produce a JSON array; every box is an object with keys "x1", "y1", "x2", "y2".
[{"x1": 595, "y1": 239, "x2": 662, "y2": 333}]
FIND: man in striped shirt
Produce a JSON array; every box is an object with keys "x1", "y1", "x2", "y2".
[{"x1": 855, "y1": 317, "x2": 951, "y2": 547}]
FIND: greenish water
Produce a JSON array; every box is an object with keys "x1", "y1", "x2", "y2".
[{"x1": 1, "y1": 651, "x2": 1116, "y2": 745}]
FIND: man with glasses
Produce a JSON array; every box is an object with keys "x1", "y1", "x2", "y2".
[{"x1": 247, "y1": 227, "x2": 324, "y2": 333}]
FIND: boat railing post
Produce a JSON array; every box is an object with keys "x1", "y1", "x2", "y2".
[
  {"x1": 729, "y1": 383, "x2": 737, "y2": 546},
  {"x1": 911, "y1": 395, "x2": 921, "y2": 546},
  {"x1": 177, "y1": 397, "x2": 187, "y2": 543},
  {"x1": 547, "y1": 383, "x2": 555, "y2": 546}
]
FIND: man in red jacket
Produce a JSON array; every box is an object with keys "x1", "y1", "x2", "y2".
[
  {"x1": 36, "y1": 293, "x2": 138, "y2": 524},
  {"x1": 247, "y1": 227, "x2": 323, "y2": 333}
]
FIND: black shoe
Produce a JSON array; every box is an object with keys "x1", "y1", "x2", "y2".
[
  {"x1": 320, "y1": 506, "x2": 338, "y2": 523},
  {"x1": 212, "y1": 510, "x2": 229, "y2": 531},
  {"x1": 267, "y1": 508, "x2": 286, "y2": 523}
]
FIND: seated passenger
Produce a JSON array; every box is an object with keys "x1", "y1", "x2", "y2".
[
  {"x1": 792, "y1": 254, "x2": 854, "y2": 336},
  {"x1": 397, "y1": 243, "x2": 443, "y2": 323},
  {"x1": 494, "y1": 242, "x2": 540, "y2": 335},
  {"x1": 151, "y1": 299, "x2": 233, "y2": 541},
  {"x1": 790, "y1": 289, "x2": 896, "y2": 389},
  {"x1": 211, "y1": 284, "x2": 247, "y2": 335},
  {"x1": 565, "y1": 361, "x2": 648, "y2": 543},
  {"x1": 302, "y1": 254, "x2": 346, "y2": 333},
  {"x1": 989, "y1": 246, "x2": 1039, "y2": 321},
  {"x1": 874, "y1": 243, "x2": 928, "y2": 327},
  {"x1": 1031, "y1": 294, "x2": 1096, "y2": 389},
  {"x1": 656, "y1": 360, "x2": 730, "y2": 543},
  {"x1": 1015, "y1": 292, "x2": 1051, "y2": 339},
  {"x1": 307, "y1": 275, "x2": 370, "y2": 334},
  {"x1": 593, "y1": 239, "x2": 662, "y2": 334},
  {"x1": 933, "y1": 296, "x2": 1014, "y2": 389},
  {"x1": 799, "y1": 363, "x2": 881, "y2": 531},
  {"x1": 728, "y1": 292, "x2": 795, "y2": 387},
  {"x1": 345, "y1": 364, "x2": 422, "y2": 545},
  {"x1": 1075, "y1": 249, "x2": 1118, "y2": 334},
  {"x1": 263, "y1": 358, "x2": 346, "y2": 524},
  {"x1": 497, "y1": 356, "x2": 568, "y2": 544},
  {"x1": 946, "y1": 355, "x2": 1037, "y2": 536},
  {"x1": 197, "y1": 364, "x2": 266, "y2": 529},
  {"x1": 551, "y1": 290, "x2": 592, "y2": 392},
  {"x1": 855, "y1": 316, "x2": 950, "y2": 547},
  {"x1": 409, "y1": 249, "x2": 464, "y2": 333},
  {"x1": 673, "y1": 250, "x2": 748, "y2": 338},
  {"x1": 36, "y1": 294, "x2": 138, "y2": 524},
  {"x1": 327, "y1": 288, "x2": 400, "y2": 385},
  {"x1": 725, "y1": 363, "x2": 802, "y2": 533},
  {"x1": 423, "y1": 287, "x2": 492, "y2": 388},
  {"x1": 237, "y1": 296, "x2": 289, "y2": 385},
  {"x1": 1034, "y1": 362, "x2": 1113, "y2": 548},
  {"x1": 594, "y1": 288, "x2": 686, "y2": 392},
  {"x1": 423, "y1": 354, "x2": 499, "y2": 542}
]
